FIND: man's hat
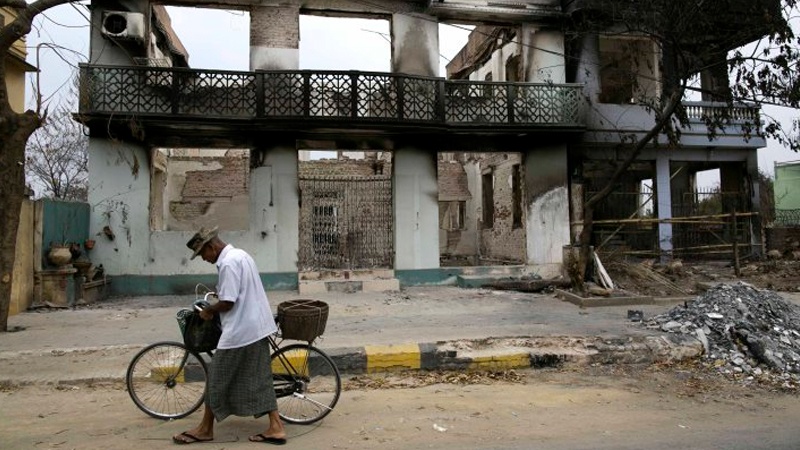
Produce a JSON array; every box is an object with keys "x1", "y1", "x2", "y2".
[{"x1": 186, "y1": 226, "x2": 219, "y2": 260}]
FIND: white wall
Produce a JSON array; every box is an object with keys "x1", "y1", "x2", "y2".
[
  {"x1": 249, "y1": 147, "x2": 299, "y2": 273},
  {"x1": 521, "y1": 25, "x2": 565, "y2": 83},
  {"x1": 88, "y1": 138, "x2": 300, "y2": 276},
  {"x1": 88, "y1": 138, "x2": 155, "y2": 274},
  {"x1": 524, "y1": 145, "x2": 570, "y2": 275}
]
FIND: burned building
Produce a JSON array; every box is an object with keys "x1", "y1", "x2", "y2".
[{"x1": 77, "y1": 0, "x2": 776, "y2": 295}]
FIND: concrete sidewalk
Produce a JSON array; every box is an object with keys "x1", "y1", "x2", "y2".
[{"x1": 0, "y1": 286, "x2": 705, "y2": 385}]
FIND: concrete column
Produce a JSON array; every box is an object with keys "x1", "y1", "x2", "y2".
[
  {"x1": 393, "y1": 149, "x2": 439, "y2": 269},
  {"x1": 670, "y1": 162, "x2": 692, "y2": 217},
  {"x1": 574, "y1": 32, "x2": 601, "y2": 103},
  {"x1": 720, "y1": 162, "x2": 746, "y2": 213},
  {"x1": 87, "y1": 138, "x2": 151, "y2": 275},
  {"x1": 250, "y1": 5, "x2": 300, "y2": 70},
  {"x1": 655, "y1": 154, "x2": 673, "y2": 260},
  {"x1": 250, "y1": 145, "x2": 299, "y2": 273},
  {"x1": 391, "y1": 13, "x2": 439, "y2": 76},
  {"x1": 746, "y1": 154, "x2": 763, "y2": 256},
  {"x1": 520, "y1": 24, "x2": 565, "y2": 83},
  {"x1": 524, "y1": 145, "x2": 570, "y2": 277}
]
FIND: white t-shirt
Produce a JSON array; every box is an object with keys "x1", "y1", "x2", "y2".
[{"x1": 215, "y1": 244, "x2": 278, "y2": 349}]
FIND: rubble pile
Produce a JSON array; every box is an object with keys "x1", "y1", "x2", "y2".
[{"x1": 643, "y1": 282, "x2": 800, "y2": 387}]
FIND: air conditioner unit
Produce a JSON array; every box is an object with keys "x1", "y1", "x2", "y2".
[{"x1": 101, "y1": 11, "x2": 145, "y2": 41}]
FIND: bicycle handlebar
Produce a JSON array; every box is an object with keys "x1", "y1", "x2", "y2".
[{"x1": 194, "y1": 291, "x2": 218, "y2": 312}]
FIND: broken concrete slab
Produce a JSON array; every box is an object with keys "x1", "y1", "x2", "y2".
[{"x1": 555, "y1": 289, "x2": 693, "y2": 308}]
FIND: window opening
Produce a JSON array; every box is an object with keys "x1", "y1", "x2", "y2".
[
  {"x1": 149, "y1": 148, "x2": 251, "y2": 231},
  {"x1": 512, "y1": 164, "x2": 522, "y2": 229},
  {"x1": 440, "y1": 200, "x2": 466, "y2": 230},
  {"x1": 482, "y1": 171, "x2": 494, "y2": 228},
  {"x1": 598, "y1": 35, "x2": 660, "y2": 104}
]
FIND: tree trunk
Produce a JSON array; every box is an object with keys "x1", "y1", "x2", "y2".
[
  {"x1": 568, "y1": 90, "x2": 685, "y2": 294},
  {"x1": 0, "y1": 109, "x2": 41, "y2": 331},
  {"x1": 574, "y1": 206, "x2": 595, "y2": 295}
]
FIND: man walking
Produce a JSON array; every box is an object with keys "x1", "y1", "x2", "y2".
[{"x1": 173, "y1": 226, "x2": 287, "y2": 445}]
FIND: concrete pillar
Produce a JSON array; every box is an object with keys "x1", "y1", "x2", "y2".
[
  {"x1": 746, "y1": 153, "x2": 763, "y2": 257},
  {"x1": 655, "y1": 154, "x2": 673, "y2": 260},
  {"x1": 391, "y1": 13, "x2": 439, "y2": 77},
  {"x1": 670, "y1": 162, "x2": 692, "y2": 217},
  {"x1": 574, "y1": 32, "x2": 601, "y2": 103},
  {"x1": 250, "y1": 5, "x2": 300, "y2": 70},
  {"x1": 251, "y1": 145, "x2": 299, "y2": 273},
  {"x1": 393, "y1": 149, "x2": 439, "y2": 269},
  {"x1": 520, "y1": 24, "x2": 565, "y2": 83},
  {"x1": 720, "y1": 162, "x2": 745, "y2": 213},
  {"x1": 87, "y1": 138, "x2": 151, "y2": 275},
  {"x1": 524, "y1": 145, "x2": 570, "y2": 276}
]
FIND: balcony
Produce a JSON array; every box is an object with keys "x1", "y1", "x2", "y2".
[
  {"x1": 78, "y1": 64, "x2": 586, "y2": 142},
  {"x1": 584, "y1": 100, "x2": 763, "y2": 149}
]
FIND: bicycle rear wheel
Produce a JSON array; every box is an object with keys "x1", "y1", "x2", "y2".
[
  {"x1": 126, "y1": 341, "x2": 208, "y2": 420},
  {"x1": 271, "y1": 343, "x2": 341, "y2": 425}
]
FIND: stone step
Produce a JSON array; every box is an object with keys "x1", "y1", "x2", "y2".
[{"x1": 298, "y1": 278, "x2": 400, "y2": 295}]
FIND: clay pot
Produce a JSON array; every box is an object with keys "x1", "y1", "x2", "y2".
[{"x1": 48, "y1": 245, "x2": 73, "y2": 266}]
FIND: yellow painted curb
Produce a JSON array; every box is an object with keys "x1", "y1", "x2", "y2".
[
  {"x1": 364, "y1": 343, "x2": 421, "y2": 373},
  {"x1": 467, "y1": 353, "x2": 531, "y2": 371}
]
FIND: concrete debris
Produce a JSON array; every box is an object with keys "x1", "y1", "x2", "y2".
[
  {"x1": 483, "y1": 277, "x2": 570, "y2": 293},
  {"x1": 767, "y1": 249, "x2": 783, "y2": 260},
  {"x1": 642, "y1": 282, "x2": 800, "y2": 387}
]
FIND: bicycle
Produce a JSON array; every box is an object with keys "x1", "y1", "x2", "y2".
[{"x1": 125, "y1": 289, "x2": 341, "y2": 425}]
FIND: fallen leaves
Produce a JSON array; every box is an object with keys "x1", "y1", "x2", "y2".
[{"x1": 344, "y1": 369, "x2": 526, "y2": 390}]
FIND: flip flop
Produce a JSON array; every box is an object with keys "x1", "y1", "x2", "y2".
[
  {"x1": 249, "y1": 433, "x2": 287, "y2": 445},
  {"x1": 173, "y1": 431, "x2": 213, "y2": 445}
]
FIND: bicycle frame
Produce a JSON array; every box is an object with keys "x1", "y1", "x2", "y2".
[{"x1": 160, "y1": 325, "x2": 315, "y2": 399}]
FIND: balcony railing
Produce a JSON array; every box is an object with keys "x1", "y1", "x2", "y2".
[
  {"x1": 78, "y1": 64, "x2": 586, "y2": 129},
  {"x1": 684, "y1": 101, "x2": 761, "y2": 124}
]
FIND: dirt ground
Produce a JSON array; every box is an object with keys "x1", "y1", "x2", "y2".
[
  {"x1": 601, "y1": 257, "x2": 800, "y2": 298},
  {"x1": 2, "y1": 363, "x2": 799, "y2": 450}
]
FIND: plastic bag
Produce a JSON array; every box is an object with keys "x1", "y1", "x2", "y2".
[{"x1": 182, "y1": 310, "x2": 222, "y2": 353}]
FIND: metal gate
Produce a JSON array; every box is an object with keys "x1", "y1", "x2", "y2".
[{"x1": 298, "y1": 176, "x2": 393, "y2": 271}]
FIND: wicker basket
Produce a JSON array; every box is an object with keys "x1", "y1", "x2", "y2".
[{"x1": 278, "y1": 299, "x2": 329, "y2": 342}]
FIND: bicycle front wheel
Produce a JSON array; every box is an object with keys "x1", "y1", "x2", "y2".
[
  {"x1": 126, "y1": 341, "x2": 208, "y2": 420},
  {"x1": 271, "y1": 343, "x2": 341, "y2": 425}
]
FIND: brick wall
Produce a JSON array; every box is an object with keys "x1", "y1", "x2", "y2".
[
  {"x1": 438, "y1": 161, "x2": 471, "y2": 201},
  {"x1": 479, "y1": 153, "x2": 526, "y2": 263},
  {"x1": 299, "y1": 159, "x2": 390, "y2": 178},
  {"x1": 250, "y1": 6, "x2": 299, "y2": 48},
  {"x1": 180, "y1": 155, "x2": 248, "y2": 198},
  {"x1": 164, "y1": 151, "x2": 251, "y2": 229}
]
